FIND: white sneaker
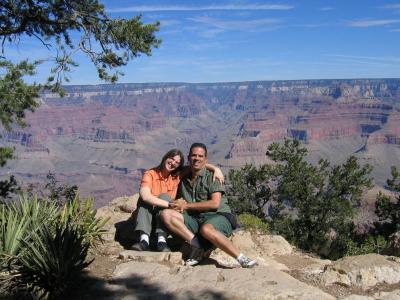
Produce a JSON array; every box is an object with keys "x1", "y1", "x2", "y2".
[
  {"x1": 238, "y1": 255, "x2": 258, "y2": 268},
  {"x1": 185, "y1": 246, "x2": 204, "y2": 266}
]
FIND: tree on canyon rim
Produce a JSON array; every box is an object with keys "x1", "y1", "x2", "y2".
[
  {"x1": 228, "y1": 139, "x2": 373, "y2": 258},
  {"x1": 0, "y1": 0, "x2": 161, "y2": 194}
]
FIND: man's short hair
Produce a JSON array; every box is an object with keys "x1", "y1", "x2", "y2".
[{"x1": 189, "y1": 142, "x2": 208, "y2": 157}]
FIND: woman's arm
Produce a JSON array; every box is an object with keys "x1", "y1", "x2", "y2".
[
  {"x1": 206, "y1": 163, "x2": 225, "y2": 184},
  {"x1": 139, "y1": 186, "x2": 170, "y2": 208}
]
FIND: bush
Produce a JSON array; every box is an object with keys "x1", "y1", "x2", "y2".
[
  {"x1": 0, "y1": 194, "x2": 107, "y2": 298},
  {"x1": 0, "y1": 195, "x2": 59, "y2": 270},
  {"x1": 238, "y1": 213, "x2": 269, "y2": 233},
  {"x1": 59, "y1": 194, "x2": 109, "y2": 249},
  {"x1": 329, "y1": 235, "x2": 388, "y2": 259},
  {"x1": 0, "y1": 175, "x2": 20, "y2": 201},
  {"x1": 228, "y1": 164, "x2": 275, "y2": 219},
  {"x1": 375, "y1": 166, "x2": 400, "y2": 238},
  {"x1": 227, "y1": 139, "x2": 373, "y2": 259},
  {"x1": 18, "y1": 221, "x2": 92, "y2": 299}
]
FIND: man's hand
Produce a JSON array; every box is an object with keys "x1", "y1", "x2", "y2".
[{"x1": 171, "y1": 198, "x2": 187, "y2": 213}]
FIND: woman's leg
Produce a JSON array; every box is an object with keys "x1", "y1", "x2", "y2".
[
  {"x1": 131, "y1": 198, "x2": 154, "y2": 250},
  {"x1": 155, "y1": 193, "x2": 173, "y2": 251},
  {"x1": 155, "y1": 193, "x2": 173, "y2": 237}
]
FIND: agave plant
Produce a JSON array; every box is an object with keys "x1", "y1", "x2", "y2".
[
  {"x1": 0, "y1": 196, "x2": 59, "y2": 295},
  {"x1": 0, "y1": 196, "x2": 59, "y2": 269},
  {"x1": 59, "y1": 194, "x2": 109, "y2": 249},
  {"x1": 1, "y1": 193, "x2": 108, "y2": 298},
  {"x1": 18, "y1": 220, "x2": 92, "y2": 299}
]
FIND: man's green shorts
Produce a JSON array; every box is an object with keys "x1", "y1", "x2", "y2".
[{"x1": 183, "y1": 212, "x2": 233, "y2": 237}]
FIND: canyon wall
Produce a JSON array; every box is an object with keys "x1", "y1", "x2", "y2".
[{"x1": 1, "y1": 79, "x2": 400, "y2": 205}]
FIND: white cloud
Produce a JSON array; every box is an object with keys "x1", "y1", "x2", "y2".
[
  {"x1": 189, "y1": 16, "x2": 283, "y2": 31},
  {"x1": 381, "y1": 4, "x2": 400, "y2": 9},
  {"x1": 347, "y1": 19, "x2": 400, "y2": 27},
  {"x1": 320, "y1": 7, "x2": 334, "y2": 11},
  {"x1": 107, "y1": 4, "x2": 294, "y2": 13},
  {"x1": 199, "y1": 28, "x2": 226, "y2": 38},
  {"x1": 159, "y1": 19, "x2": 180, "y2": 27},
  {"x1": 325, "y1": 54, "x2": 400, "y2": 65}
]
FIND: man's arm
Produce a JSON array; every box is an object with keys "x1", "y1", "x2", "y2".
[{"x1": 172, "y1": 192, "x2": 221, "y2": 212}]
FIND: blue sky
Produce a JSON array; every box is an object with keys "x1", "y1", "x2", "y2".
[{"x1": 9, "y1": 0, "x2": 400, "y2": 84}]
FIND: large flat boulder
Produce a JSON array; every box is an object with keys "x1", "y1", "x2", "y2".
[
  {"x1": 107, "y1": 261, "x2": 335, "y2": 300},
  {"x1": 274, "y1": 253, "x2": 331, "y2": 275},
  {"x1": 208, "y1": 230, "x2": 293, "y2": 269},
  {"x1": 374, "y1": 289, "x2": 400, "y2": 300},
  {"x1": 321, "y1": 254, "x2": 400, "y2": 289}
]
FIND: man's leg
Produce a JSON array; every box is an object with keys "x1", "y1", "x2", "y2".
[
  {"x1": 161, "y1": 210, "x2": 208, "y2": 265},
  {"x1": 160, "y1": 209, "x2": 196, "y2": 242},
  {"x1": 200, "y1": 214, "x2": 257, "y2": 268},
  {"x1": 199, "y1": 215, "x2": 239, "y2": 258},
  {"x1": 200, "y1": 224, "x2": 239, "y2": 258}
]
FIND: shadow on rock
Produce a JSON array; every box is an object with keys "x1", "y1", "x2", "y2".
[
  {"x1": 182, "y1": 290, "x2": 229, "y2": 300},
  {"x1": 114, "y1": 219, "x2": 137, "y2": 249},
  {"x1": 63, "y1": 271, "x2": 229, "y2": 300}
]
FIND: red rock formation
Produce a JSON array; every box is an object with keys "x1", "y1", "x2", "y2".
[{"x1": 2, "y1": 80, "x2": 400, "y2": 203}]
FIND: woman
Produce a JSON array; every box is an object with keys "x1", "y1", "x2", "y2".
[{"x1": 131, "y1": 148, "x2": 224, "y2": 252}]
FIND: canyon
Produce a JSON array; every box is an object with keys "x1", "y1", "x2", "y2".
[{"x1": 1, "y1": 79, "x2": 400, "y2": 206}]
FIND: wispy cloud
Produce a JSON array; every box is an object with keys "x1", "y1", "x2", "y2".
[
  {"x1": 199, "y1": 28, "x2": 226, "y2": 39},
  {"x1": 189, "y1": 16, "x2": 283, "y2": 31},
  {"x1": 326, "y1": 54, "x2": 400, "y2": 65},
  {"x1": 159, "y1": 19, "x2": 180, "y2": 27},
  {"x1": 108, "y1": 4, "x2": 294, "y2": 13},
  {"x1": 187, "y1": 41, "x2": 226, "y2": 51},
  {"x1": 347, "y1": 19, "x2": 400, "y2": 27},
  {"x1": 186, "y1": 16, "x2": 284, "y2": 37},
  {"x1": 320, "y1": 7, "x2": 334, "y2": 11},
  {"x1": 381, "y1": 4, "x2": 400, "y2": 9}
]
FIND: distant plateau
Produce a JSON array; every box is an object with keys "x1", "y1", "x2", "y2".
[{"x1": 1, "y1": 79, "x2": 399, "y2": 207}]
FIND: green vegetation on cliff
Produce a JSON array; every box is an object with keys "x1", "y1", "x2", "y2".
[
  {"x1": 375, "y1": 166, "x2": 400, "y2": 239},
  {"x1": 0, "y1": 194, "x2": 108, "y2": 298},
  {"x1": 228, "y1": 139, "x2": 380, "y2": 259}
]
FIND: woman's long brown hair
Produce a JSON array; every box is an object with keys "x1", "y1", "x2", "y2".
[{"x1": 155, "y1": 149, "x2": 185, "y2": 175}]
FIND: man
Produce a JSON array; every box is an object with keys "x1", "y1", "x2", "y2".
[{"x1": 161, "y1": 143, "x2": 257, "y2": 268}]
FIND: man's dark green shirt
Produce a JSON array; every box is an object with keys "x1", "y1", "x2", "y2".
[{"x1": 179, "y1": 168, "x2": 231, "y2": 214}]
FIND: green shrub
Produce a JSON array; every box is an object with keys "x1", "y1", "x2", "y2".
[
  {"x1": 18, "y1": 221, "x2": 92, "y2": 299},
  {"x1": 228, "y1": 164, "x2": 275, "y2": 219},
  {"x1": 0, "y1": 196, "x2": 59, "y2": 269},
  {"x1": 227, "y1": 139, "x2": 373, "y2": 259},
  {"x1": 60, "y1": 194, "x2": 109, "y2": 249},
  {"x1": 375, "y1": 166, "x2": 400, "y2": 238},
  {"x1": 0, "y1": 194, "x2": 107, "y2": 298},
  {"x1": 343, "y1": 235, "x2": 388, "y2": 257},
  {"x1": 238, "y1": 213, "x2": 269, "y2": 233}
]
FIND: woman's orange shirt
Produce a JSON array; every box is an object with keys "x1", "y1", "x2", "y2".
[{"x1": 140, "y1": 169, "x2": 181, "y2": 199}]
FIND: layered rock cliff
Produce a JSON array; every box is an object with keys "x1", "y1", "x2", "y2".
[{"x1": 1, "y1": 79, "x2": 399, "y2": 204}]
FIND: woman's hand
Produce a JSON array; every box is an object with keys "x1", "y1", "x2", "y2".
[
  {"x1": 213, "y1": 167, "x2": 225, "y2": 184},
  {"x1": 172, "y1": 198, "x2": 187, "y2": 213}
]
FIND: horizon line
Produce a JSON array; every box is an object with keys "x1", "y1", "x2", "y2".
[{"x1": 59, "y1": 77, "x2": 400, "y2": 88}]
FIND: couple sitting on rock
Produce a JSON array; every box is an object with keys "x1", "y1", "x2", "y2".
[{"x1": 131, "y1": 142, "x2": 257, "y2": 268}]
